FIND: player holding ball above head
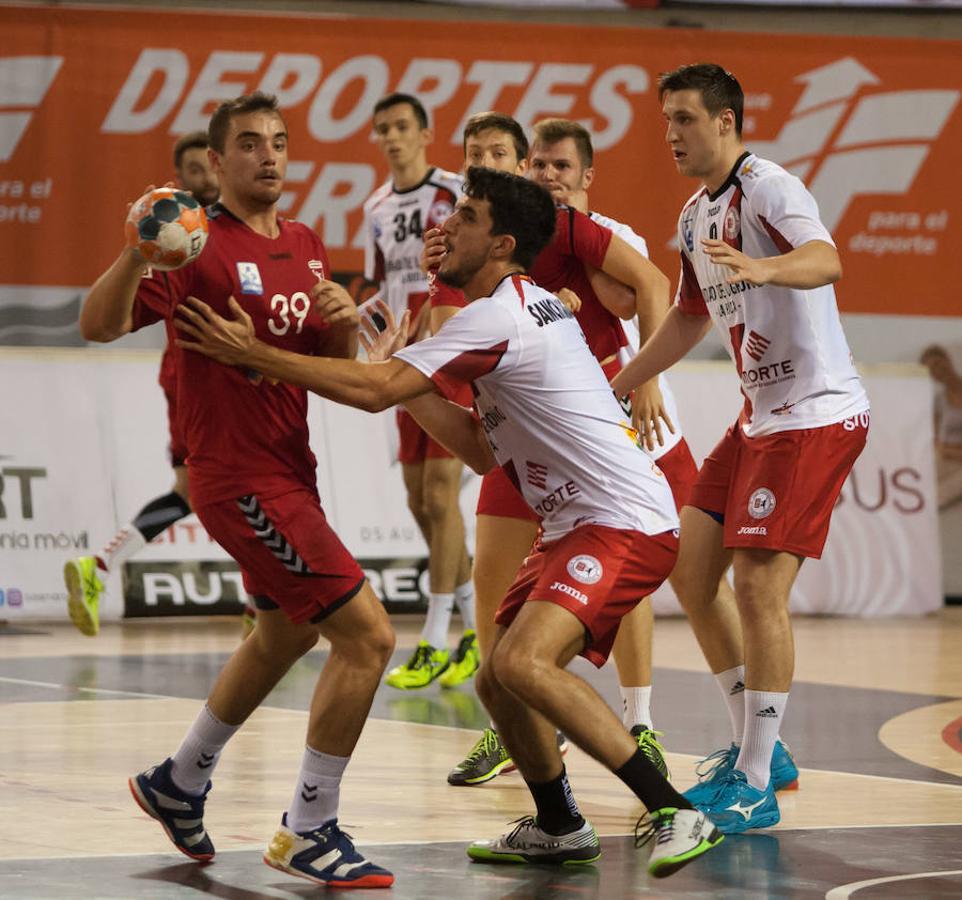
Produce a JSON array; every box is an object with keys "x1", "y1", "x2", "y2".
[
  {"x1": 78, "y1": 91, "x2": 395, "y2": 889},
  {"x1": 174, "y1": 167, "x2": 724, "y2": 879}
]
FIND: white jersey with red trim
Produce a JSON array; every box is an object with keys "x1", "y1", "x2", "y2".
[
  {"x1": 589, "y1": 210, "x2": 683, "y2": 460},
  {"x1": 395, "y1": 273, "x2": 679, "y2": 542},
  {"x1": 675, "y1": 152, "x2": 868, "y2": 437},
  {"x1": 363, "y1": 167, "x2": 462, "y2": 329}
]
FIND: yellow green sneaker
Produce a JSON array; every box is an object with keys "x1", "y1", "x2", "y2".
[
  {"x1": 63, "y1": 556, "x2": 104, "y2": 637},
  {"x1": 438, "y1": 629, "x2": 480, "y2": 689},
  {"x1": 384, "y1": 641, "x2": 450, "y2": 690},
  {"x1": 631, "y1": 725, "x2": 670, "y2": 779}
]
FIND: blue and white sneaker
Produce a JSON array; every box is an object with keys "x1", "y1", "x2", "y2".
[
  {"x1": 128, "y1": 757, "x2": 214, "y2": 860},
  {"x1": 263, "y1": 815, "x2": 394, "y2": 888},
  {"x1": 683, "y1": 740, "x2": 799, "y2": 806},
  {"x1": 698, "y1": 770, "x2": 780, "y2": 834}
]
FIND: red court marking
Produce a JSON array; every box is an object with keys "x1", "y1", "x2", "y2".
[{"x1": 941, "y1": 717, "x2": 962, "y2": 754}]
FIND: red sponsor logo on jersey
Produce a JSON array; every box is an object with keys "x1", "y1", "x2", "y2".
[
  {"x1": 745, "y1": 330, "x2": 771, "y2": 362},
  {"x1": 308, "y1": 259, "x2": 326, "y2": 282},
  {"x1": 526, "y1": 460, "x2": 548, "y2": 490}
]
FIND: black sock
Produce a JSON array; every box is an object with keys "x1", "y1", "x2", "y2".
[
  {"x1": 615, "y1": 748, "x2": 692, "y2": 813},
  {"x1": 525, "y1": 767, "x2": 585, "y2": 836},
  {"x1": 132, "y1": 491, "x2": 192, "y2": 541}
]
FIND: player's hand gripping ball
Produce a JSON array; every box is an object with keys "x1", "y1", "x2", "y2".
[{"x1": 125, "y1": 187, "x2": 209, "y2": 270}]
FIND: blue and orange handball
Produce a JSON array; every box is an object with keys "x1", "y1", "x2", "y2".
[{"x1": 125, "y1": 187, "x2": 209, "y2": 271}]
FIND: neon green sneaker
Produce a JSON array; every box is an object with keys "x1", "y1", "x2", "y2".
[
  {"x1": 631, "y1": 725, "x2": 670, "y2": 779},
  {"x1": 447, "y1": 727, "x2": 513, "y2": 786},
  {"x1": 63, "y1": 556, "x2": 104, "y2": 637},
  {"x1": 438, "y1": 629, "x2": 480, "y2": 689},
  {"x1": 467, "y1": 816, "x2": 601, "y2": 866},
  {"x1": 384, "y1": 641, "x2": 450, "y2": 690}
]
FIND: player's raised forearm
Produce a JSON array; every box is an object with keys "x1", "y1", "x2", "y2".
[
  {"x1": 403, "y1": 394, "x2": 497, "y2": 475},
  {"x1": 610, "y1": 306, "x2": 709, "y2": 396},
  {"x1": 766, "y1": 240, "x2": 842, "y2": 289},
  {"x1": 318, "y1": 322, "x2": 359, "y2": 361},
  {"x1": 80, "y1": 248, "x2": 146, "y2": 342}
]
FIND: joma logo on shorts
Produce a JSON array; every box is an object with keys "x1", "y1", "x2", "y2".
[
  {"x1": 737, "y1": 525, "x2": 768, "y2": 535},
  {"x1": 550, "y1": 581, "x2": 588, "y2": 604}
]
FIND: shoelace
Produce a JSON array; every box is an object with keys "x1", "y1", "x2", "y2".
[
  {"x1": 695, "y1": 746, "x2": 736, "y2": 782},
  {"x1": 504, "y1": 816, "x2": 539, "y2": 846},
  {"x1": 466, "y1": 728, "x2": 501, "y2": 764},
  {"x1": 637, "y1": 729, "x2": 667, "y2": 761},
  {"x1": 453, "y1": 632, "x2": 474, "y2": 662},
  {"x1": 407, "y1": 644, "x2": 434, "y2": 670},
  {"x1": 633, "y1": 809, "x2": 674, "y2": 849}
]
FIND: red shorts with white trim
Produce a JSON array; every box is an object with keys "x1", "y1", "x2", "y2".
[
  {"x1": 495, "y1": 524, "x2": 678, "y2": 668},
  {"x1": 476, "y1": 465, "x2": 540, "y2": 522},
  {"x1": 689, "y1": 413, "x2": 869, "y2": 559},
  {"x1": 195, "y1": 487, "x2": 365, "y2": 624},
  {"x1": 655, "y1": 438, "x2": 699, "y2": 512},
  {"x1": 164, "y1": 384, "x2": 189, "y2": 468}
]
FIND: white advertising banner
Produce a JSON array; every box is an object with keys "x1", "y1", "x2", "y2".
[{"x1": 0, "y1": 350, "x2": 940, "y2": 622}]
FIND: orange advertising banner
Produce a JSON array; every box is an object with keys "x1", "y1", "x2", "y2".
[{"x1": 0, "y1": 6, "x2": 959, "y2": 319}]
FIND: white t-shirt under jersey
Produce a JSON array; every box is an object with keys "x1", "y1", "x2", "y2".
[
  {"x1": 396, "y1": 273, "x2": 679, "y2": 543},
  {"x1": 589, "y1": 210, "x2": 683, "y2": 461},
  {"x1": 676, "y1": 152, "x2": 869, "y2": 437}
]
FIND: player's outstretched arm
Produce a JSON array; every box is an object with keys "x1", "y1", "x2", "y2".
[
  {"x1": 311, "y1": 279, "x2": 360, "y2": 360},
  {"x1": 175, "y1": 296, "x2": 433, "y2": 413},
  {"x1": 359, "y1": 300, "x2": 493, "y2": 474},
  {"x1": 702, "y1": 238, "x2": 841, "y2": 289},
  {"x1": 610, "y1": 306, "x2": 711, "y2": 398},
  {"x1": 598, "y1": 233, "x2": 671, "y2": 322},
  {"x1": 79, "y1": 247, "x2": 146, "y2": 342}
]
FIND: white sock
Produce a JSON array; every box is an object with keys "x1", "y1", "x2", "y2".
[
  {"x1": 170, "y1": 705, "x2": 240, "y2": 795},
  {"x1": 454, "y1": 580, "x2": 476, "y2": 630},
  {"x1": 714, "y1": 665, "x2": 746, "y2": 745},
  {"x1": 619, "y1": 685, "x2": 653, "y2": 730},
  {"x1": 286, "y1": 746, "x2": 350, "y2": 834},
  {"x1": 99, "y1": 525, "x2": 147, "y2": 573},
  {"x1": 421, "y1": 592, "x2": 454, "y2": 649},
  {"x1": 736, "y1": 689, "x2": 789, "y2": 790}
]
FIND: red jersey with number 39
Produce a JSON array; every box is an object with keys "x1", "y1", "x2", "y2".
[
  {"x1": 131, "y1": 204, "x2": 334, "y2": 506},
  {"x1": 675, "y1": 152, "x2": 868, "y2": 437}
]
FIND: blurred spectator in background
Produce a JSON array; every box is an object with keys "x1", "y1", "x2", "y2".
[{"x1": 921, "y1": 345, "x2": 962, "y2": 509}]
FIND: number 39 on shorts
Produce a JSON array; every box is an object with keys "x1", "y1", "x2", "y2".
[{"x1": 268, "y1": 291, "x2": 311, "y2": 336}]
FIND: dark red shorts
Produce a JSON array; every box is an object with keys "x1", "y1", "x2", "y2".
[
  {"x1": 396, "y1": 408, "x2": 457, "y2": 466},
  {"x1": 476, "y1": 465, "x2": 540, "y2": 522},
  {"x1": 689, "y1": 413, "x2": 869, "y2": 559},
  {"x1": 195, "y1": 487, "x2": 365, "y2": 624},
  {"x1": 164, "y1": 384, "x2": 189, "y2": 468},
  {"x1": 495, "y1": 524, "x2": 678, "y2": 667},
  {"x1": 655, "y1": 438, "x2": 699, "y2": 512}
]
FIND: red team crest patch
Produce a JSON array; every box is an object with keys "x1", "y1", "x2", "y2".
[
  {"x1": 748, "y1": 487, "x2": 776, "y2": 519},
  {"x1": 724, "y1": 206, "x2": 740, "y2": 241},
  {"x1": 567, "y1": 554, "x2": 604, "y2": 584}
]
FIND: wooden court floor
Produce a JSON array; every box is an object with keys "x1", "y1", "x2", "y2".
[{"x1": 2, "y1": 610, "x2": 962, "y2": 897}]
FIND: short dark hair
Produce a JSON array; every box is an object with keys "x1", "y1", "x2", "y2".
[
  {"x1": 173, "y1": 131, "x2": 209, "y2": 170},
  {"x1": 658, "y1": 64, "x2": 744, "y2": 137},
  {"x1": 208, "y1": 92, "x2": 285, "y2": 154},
  {"x1": 464, "y1": 166, "x2": 556, "y2": 270},
  {"x1": 463, "y1": 112, "x2": 529, "y2": 162},
  {"x1": 531, "y1": 118, "x2": 593, "y2": 168},
  {"x1": 372, "y1": 92, "x2": 429, "y2": 129}
]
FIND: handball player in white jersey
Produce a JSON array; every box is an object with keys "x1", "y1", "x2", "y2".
[
  {"x1": 175, "y1": 166, "x2": 724, "y2": 878},
  {"x1": 611, "y1": 64, "x2": 870, "y2": 835}
]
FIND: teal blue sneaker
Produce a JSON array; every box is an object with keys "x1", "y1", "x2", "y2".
[
  {"x1": 771, "y1": 740, "x2": 799, "y2": 791},
  {"x1": 700, "y1": 770, "x2": 780, "y2": 834},
  {"x1": 684, "y1": 740, "x2": 798, "y2": 807}
]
